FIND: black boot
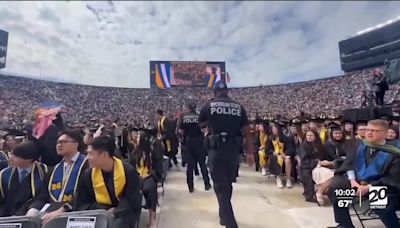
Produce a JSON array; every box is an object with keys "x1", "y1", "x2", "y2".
[
  {"x1": 188, "y1": 185, "x2": 194, "y2": 193},
  {"x1": 205, "y1": 183, "x2": 212, "y2": 191}
]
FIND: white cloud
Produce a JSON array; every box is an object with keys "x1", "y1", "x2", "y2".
[{"x1": 0, "y1": 1, "x2": 399, "y2": 88}]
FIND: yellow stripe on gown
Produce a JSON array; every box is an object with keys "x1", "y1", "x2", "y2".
[
  {"x1": 258, "y1": 132, "x2": 268, "y2": 167},
  {"x1": 272, "y1": 138, "x2": 284, "y2": 167},
  {"x1": 137, "y1": 158, "x2": 150, "y2": 178},
  {"x1": 320, "y1": 128, "x2": 327, "y2": 144}
]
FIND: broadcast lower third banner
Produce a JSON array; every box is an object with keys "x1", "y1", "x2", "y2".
[{"x1": 0, "y1": 30, "x2": 8, "y2": 69}]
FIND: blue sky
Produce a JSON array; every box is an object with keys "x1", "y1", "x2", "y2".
[{"x1": 0, "y1": 1, "x2": 400, "y2": 88}]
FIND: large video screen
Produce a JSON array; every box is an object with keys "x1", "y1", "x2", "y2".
[
  {"x1": 150, "y1": 61, "x2": 226, "y2": 89},
  {"x1": 0, "y1": 30, "x2": 8, "y2": 69}
]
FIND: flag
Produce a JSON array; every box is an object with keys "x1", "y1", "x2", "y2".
[{"x1": 385, "y1": 58, "x2": 400, "y2": 85}]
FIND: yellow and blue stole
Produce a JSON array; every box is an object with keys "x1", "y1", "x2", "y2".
[
  {"x1": 355, "y1": 143, "x2": 390, "y2": 183},
  {"x1": 49, "y1": 153, "x2": 87, "y2": 202},
  {"x1": 0, "y1": 162, "x2": 47, "y2": 198},
  {"x1": 92, "y1": 157, "x2": 126, "y2": 206}
]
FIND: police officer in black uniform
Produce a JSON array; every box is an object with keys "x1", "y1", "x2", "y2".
[
  {"x1": 199, "y1": 81, "x2": 254, "y2": 228},
  {"x1": 178, "y1": 102, "x2": 212, "y2": 193}
]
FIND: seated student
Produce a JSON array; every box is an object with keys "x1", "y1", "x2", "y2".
[
  {"x1": 0, "y1": 132, "x2": 19, "y2": 171},
  {"x1": 29, "y1": 130, "x2": 89, "y2": 223},
  {"x1": 257, "y1": 121, "x2": 273, "y2": 176},
  {"x1": 130, "y1": 129, "x2": 163, "y2": 228},
  {"x1": 299, "y1": 130, "x2": 335, "y2": 203},
  {"x1": 354, "y1": 121, "x2": 367, "y2": 141},
  {"x1": 74, "y1": 136, "x2": 142, "y2": 228},
  {"x1": 0, "y1": 141, "x2": 47, "y2": 216},
  {"x1": 268, "y1": 122, "x2": 295, "y2": 188},
  {"x1": 0, "y1": 149, "x2": 8, "y2": 172},
  {"x1": 288, "y1": 119, "x2": 305, "y2": 181},
  {"x1": 328, "y1": 120, "x2": 400, "y2": 228},
  {"x1": 386, "y1": 126, "x2": 399, "y2": 144}
]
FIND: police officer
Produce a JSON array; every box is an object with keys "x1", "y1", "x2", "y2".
[
  {"x1": 178, "y1": 102, "x2": 212, "y2": 193},
  {"x1": 199, "y1": 81, "x2": 254, "y2": 228}
]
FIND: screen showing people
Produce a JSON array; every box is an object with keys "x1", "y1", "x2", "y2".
[{"x1": 170, "y1": 62, "x2": 222, "y2": 87}]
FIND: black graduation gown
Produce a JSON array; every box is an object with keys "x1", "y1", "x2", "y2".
[
  {"x1": 0, "y1": 151, "x2": 8, "y2": 171},
  {"x1": 130, "y1": 147, "x2": 164, "y2": 183},
  {"x1": 268, "y1": 135, "x2": 294, "y2": 176},
  {"x1": 0, "y1": 164, "x2": 47, "y2": 216},
  {"x1": 29, "y1": 160, "x2": 90, "y2": 212},
  {"x1": 34, "y1": 124, "x2": 62, "y2": 166},
  {"x1": 73, "y1": 161, "x2": 142, "y2": 226},
  {"x1": 158, "y1": 117, "x2": 178, "y2": 155}
]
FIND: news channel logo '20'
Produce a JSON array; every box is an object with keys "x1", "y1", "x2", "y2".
[
  {"x1": 335, "y1": 186, "x2": 388, "y2": 209},
  {"x1": 369, "y1": 186, "x2": 388, "y2": 209}
]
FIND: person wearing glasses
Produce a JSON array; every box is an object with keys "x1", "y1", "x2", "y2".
[
  {"x1": 327, "y1": 119, "x2": 400, "y2": 228},
  {"x1": 354, "y1": 121, "x2": 367, "y2": 141},
  {"x1": 28, "y1": 129, "x2": 89, "y2": 224}
]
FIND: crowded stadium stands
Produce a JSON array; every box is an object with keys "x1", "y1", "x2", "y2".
[{"x1": 2, "y1": 67, "x2": 399, "y2": 129}]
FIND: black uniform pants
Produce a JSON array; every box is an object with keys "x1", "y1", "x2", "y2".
[
  {"x1": 140, "y1": 176, "x2": 158, "y2": 211},
  {"x1": 163, "y1": 139, "x2": 178, "y2": 167},
  {"x1": 375, "y1": 90, "x2": 386, "y2": 106},
  {"x1": 186, "y1": 137, "x2": 210, "y2": 189},
  {"x1": 208, "y1": 144, "x2": 239, "y2": 228},
  {"x1": 327, "y1": 175, "x2": 400, "y2": 228},
  {"x1": 253, "y1": 147, "x2": 260, "y2": 171},
  {"x1": 301, "y1": 168, "x2": 315, "y2": 201},
  {"x1": 181, "y1": 141, "x2": 187, "y2": 167}
]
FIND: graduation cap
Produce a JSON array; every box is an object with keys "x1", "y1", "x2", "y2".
[
  {"x1": 137, "y1": 128, "x2": 151, "y2": 135},
  {"x1": 281, "y1": 118, "x2": 290, "y2": 124},
  {"x1": 392, "y1": 116, "x2": 400, "y2": 122},
  {"x1": 273, "y1": 120, "x2": 286, "y2": 128},
  {"x1": 327, "y1": 122, "x2": 342, "y2": 131},
  {"x1": 380, "y1": 113, "x2": 393, "y2": 122},
  {"x1": 300, "y1": 118, "x2": 309, "y2": 124},
  {"x1": 355, "y1": 120, "x2": 368, "y2": 128},
  {"x1": 2, "y1": 129, "x2": 25, "y2": 140},
  {"x1": 254, "y1": 117, "x2": 263, "y2": 125},
  {"x1": 342, "y1": 119, "x2": 355, "y2": 125},
  {"x1": 130, "y1": 127, "x2": 139, "y2": 133},
  {"x1": 309, "y1": 116, "x2": 324, "y2": 123},
  {"x1": 291, "y1": 118, "x2": 302, "y2": 125}
]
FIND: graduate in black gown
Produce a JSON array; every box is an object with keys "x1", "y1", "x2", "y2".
[
  {"x1": 74, "y1": 135, "x2": 142, "y2": 228},
  {"x1": 268, "y1": 121, "x2": 295, "y2": 189},
  {"x1": 0, "y1": 141, "x2": 47, "y2": 216},
  {"x1": 298, "y1": 130, "x2": 333, "y2": 203},
  {"x1": 0, "y1": 131, "x2": 20, "y2": 171},
  {"x1": 130, "y1": 129, "x2": 163, "y2": 228}
]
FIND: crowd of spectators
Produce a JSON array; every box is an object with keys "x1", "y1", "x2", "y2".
[{"x1": 1, "y1": 67, "x2": 399, "y2": 129}]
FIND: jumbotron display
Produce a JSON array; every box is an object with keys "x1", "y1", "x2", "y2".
[
  {"x1": 150, "y1": 61, "x2": 226, "y2": 89},
  {"x1": 0, "y1": 29, "x2": 8, "y2": 69}
]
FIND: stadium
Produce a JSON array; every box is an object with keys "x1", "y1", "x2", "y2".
[{"x1": 1, "y1": 2, "x2": 400, "y2": 228}]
